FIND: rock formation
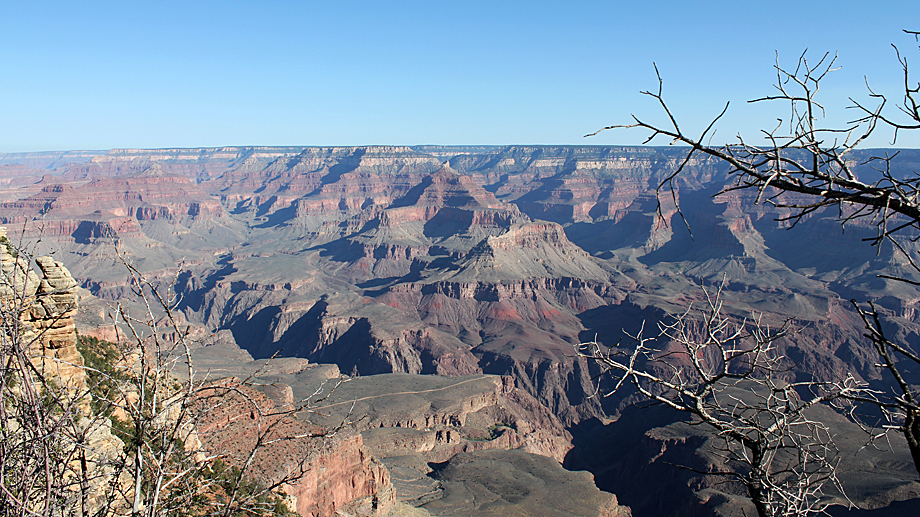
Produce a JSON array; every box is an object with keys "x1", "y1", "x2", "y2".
[
  {"x1": 1, "y1": 230, "x2": 411, "y2": 517},
  {"x1": 8, "y1": 145, "x2": 914, "y2": 425},
  {"x1": 194, "y1": 377, "x2": 398, "y2": 517},
  {"x1": 285, "y1": 373, "x2": 573, "y2": 464},
  {"x1": 6, "y1": 146, "x2": 920, "y2": 408},
  {"x1": 1, "y1": 226, "x2": 85, "y2": 389},
  {"x1": 0, "y1": 165, "x2": 225, "y2": 228}
]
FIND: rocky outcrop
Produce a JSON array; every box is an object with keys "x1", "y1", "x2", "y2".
[
  {"x1": 0, "y1": 230, "x2": 126, "y2": 515},
  {"x1": 1, "y1": 228, "x2": 85, "y2": 389},
  {"x1": 195, "y1": 378, "x2": 397, "y2": 517},
  {"x1": 305, "y1": 373, "x2": 573, "y2": 463},
  {"x1": 30, "y1": 255, "x2": 84, "y2": 384},
  {"x1": 267, "y1": 370, "x2": 583, "y2": 512}
]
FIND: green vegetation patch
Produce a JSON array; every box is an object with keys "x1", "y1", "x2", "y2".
[
  {"x1": 465, "y1": 422, "x2": 516, "y2": 442},
  {"x1": 77, "y1": 334, "x2": 129, "y2": 418}
]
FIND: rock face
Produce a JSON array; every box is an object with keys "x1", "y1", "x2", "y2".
[
  {"x1": 0, "y1": 162, "x2": 248, "y2": 302},
  {"x1": 0, "y1": 234, "x2": 401, "y2": 517},
  {"x1": 251, "y1": 368, "x2": 617, "y2": 514},
  {"x1": 208, "y1": 146, "x2": 443, "y2": 229},
  {"x1": 0, "y1": 231, "x2": 127, "y2": 515},
  {"x1": 195, "y1": 378, "x2": 397, "y2": 517},
  {"x1": 1, "y1": 227, "x2": 85, "y2": 389},
  {"x1": 285, "y1": 373, "x2": 573, "y2": 464},
  {"x1": 31, "y1": 255, "x2": 84, "y2": 385},
  {"x1": 0, "y1": 165, "x2": 224, "y2": 227}
]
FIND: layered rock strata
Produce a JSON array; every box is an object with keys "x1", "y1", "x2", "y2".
[
  {"x1": 1, "y1": 227, "x2": 85, "y2": 388},
  {"x1": 0, "y1": 165, "x2": 224, "y2": 228},
  {"x1": 293, "y1": 373, "x2": 573, "y2": 464},
  {"x1": 195, "y1": 377, "x2": 397, "y2": 517}
]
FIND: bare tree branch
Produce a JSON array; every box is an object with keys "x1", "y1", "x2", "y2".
[
  {"x1": 587, "y1": 30, "x2": 920, "y2": 486},
  {"x1": 575, "y1": 281, "x2": 873, "y2": 517}
]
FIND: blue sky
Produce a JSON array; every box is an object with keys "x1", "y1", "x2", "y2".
[{"x1": 1, "y1": 1, "x2": 917, "y2": 152}]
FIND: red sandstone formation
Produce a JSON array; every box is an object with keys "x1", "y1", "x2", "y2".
[
  {"x1": 0, "y1": 164, "x2": 223, "y2": 227},
  {"x1": 209, "y1": 146, "x2": 443, "y2": 222},
  {"x1": 195, "y1": 378, "x2": 396, "y2": 517}
]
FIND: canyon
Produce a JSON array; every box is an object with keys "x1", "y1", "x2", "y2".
[{"x1": 3, "y1": 145, "x2": 920, "y2": 516}]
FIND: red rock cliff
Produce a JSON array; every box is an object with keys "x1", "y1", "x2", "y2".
[{"x1": 194, "y1": 378, "x2": 396, "y2": 517}]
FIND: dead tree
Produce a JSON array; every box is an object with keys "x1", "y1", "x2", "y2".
[
  {"x1": 576, "y1": 282, "x2": 871, "y2": 517},
  {"x1": 588, "y1": 30, "x2": 920, "y2": 478}
]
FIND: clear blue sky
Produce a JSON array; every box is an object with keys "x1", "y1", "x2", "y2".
[{"x1": 2, "y1": 1, "x2": 917, "y2": 152}]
